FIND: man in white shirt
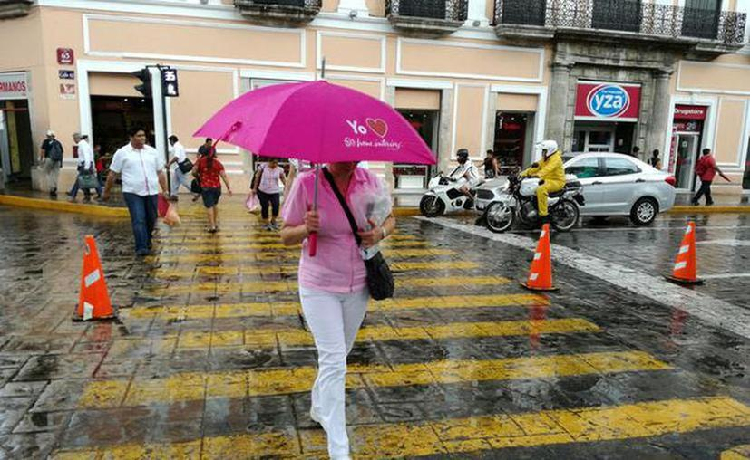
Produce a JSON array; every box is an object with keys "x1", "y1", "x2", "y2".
[
  {"x1": 68, "y1": 133, "x2": 101, "y2": 202},
  {"x1": 167, "y1": 135, "x2": 193, "y2": 198},
  {"x1": 102, "y1": 126, "x2": 169, "y2": 256}
]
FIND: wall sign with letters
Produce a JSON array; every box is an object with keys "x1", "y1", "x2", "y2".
[{"x1": 574, "y1": 81, "x2": 641, "y2": 122}]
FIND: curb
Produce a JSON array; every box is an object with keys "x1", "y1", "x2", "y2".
[
  {"x1": 667, "y1": 205, "x2": 750, "y2": 214},
  {"x1": 0, "y1": 195, "x2": 129, "y2": 218}
]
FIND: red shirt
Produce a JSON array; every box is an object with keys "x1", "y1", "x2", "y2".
[
  {"x1": 195, "y1": 156, "x2": 225, "y2": 188},
  {"x1": 696, "y1": 155, "x2": 717, "y2": 182}
]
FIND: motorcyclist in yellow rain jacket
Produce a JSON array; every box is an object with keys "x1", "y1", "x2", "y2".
[{"x1": 520, "y1": 140, "x2": 566, "y2": 225}]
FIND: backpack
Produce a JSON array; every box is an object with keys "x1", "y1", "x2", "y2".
[{"x1": 50, "y1": 140, "x2": 63, "y2": 162}]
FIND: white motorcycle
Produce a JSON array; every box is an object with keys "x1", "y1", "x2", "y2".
[
  {"x1": 480, "y1": 174, "x2": 584, "y2": 233},
  {"x1": 419, "y1": 174, "x2": 479, "y2": 217}
]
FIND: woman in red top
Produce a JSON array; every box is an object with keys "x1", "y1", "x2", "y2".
[{"x1": 192, "y1": 149, "x2": 232, "y2": 233}]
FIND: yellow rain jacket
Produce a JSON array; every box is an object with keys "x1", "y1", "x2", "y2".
[{"x1": 520, "y1": 150, "x2": 566, "y2": 217}]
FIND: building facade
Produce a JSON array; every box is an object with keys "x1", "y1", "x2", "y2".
[{"x1": 0, "y1": 0, "x2": 748, "y2": 197}]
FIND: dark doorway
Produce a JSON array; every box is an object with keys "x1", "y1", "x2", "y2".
[
  {"x1": 91, "y1": 96, "x2": 154, "y2": 158},
  {"x1": 614, "y1": 122, "x2": 636, "y2": 155},
  {"x1": 396, "y1": 109, "x2": 438, "y2": 190},
  {"x1": 0, "y1": 100, "x2": 34, "y2": 181},
  {"x1": 494, "y1": 112, "x2": 530, "y2": 172}
]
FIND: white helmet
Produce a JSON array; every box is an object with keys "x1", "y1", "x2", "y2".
[{"x1": 536, "y1": 140, "x2": 558, "y2": 156}]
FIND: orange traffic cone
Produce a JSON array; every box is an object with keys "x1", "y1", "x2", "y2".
[
  {"x1": 665, "y1": 222, "x2": 704, "y2": 285},
  {"x1": 73, "y1": 235, "x2": 115, "y2": 321},
  {"x1": 521, "y1": 224, "x2": 559, "y2": 292}
]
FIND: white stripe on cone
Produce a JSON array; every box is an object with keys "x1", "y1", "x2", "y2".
[
  {"x1": 678, "y1": 245, "x2": 689, "y2": 255},
  {"x1": 530, "y1": 273, "x2": 539, "y2": 281},
  {"x1": 675, "y1": 261, "x2": 688, "y2": 270},
  {"x1": 534, "y1": 253, "x2": 541, "y2": 260}
]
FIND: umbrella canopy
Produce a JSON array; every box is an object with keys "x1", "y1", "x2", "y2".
[{"x1": 194, "y1": 81, "x2": 435, "y2": 165}]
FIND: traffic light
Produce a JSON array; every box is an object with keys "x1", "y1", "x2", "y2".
[{"x1": 132, "y1": 68, "x2": 152, "y2": 98}]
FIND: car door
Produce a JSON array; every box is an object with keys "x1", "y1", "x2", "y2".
[
  {"x1": 599, "y1": 157, "x2": 641, "y2": 214},
  {"x1": 565, "y1": 156, "x2": 606, "y2": 214}
]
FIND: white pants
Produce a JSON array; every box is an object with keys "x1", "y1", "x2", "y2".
[
  {"x1": 170, "y1": 168, "x2": 192, "y2": 196},
  {"x1": 299, "y1": 286, "x2": 368, "y2": 459}
]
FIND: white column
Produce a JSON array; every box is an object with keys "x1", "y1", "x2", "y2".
[
  {"x1": 336, "y1": 0, "x2": 369, "y2": 18},
  {"x1": 466, "y1": 0, "x2": 490, "y2": 26}
]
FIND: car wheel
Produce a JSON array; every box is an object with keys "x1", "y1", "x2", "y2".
[
  {"x1": 419, "y1": 195, "x2": 445, "y2": 217},
  {"x1": 630, "y1": 197, "x2": 659, "y2": 226},
  {"x1": 485, "y1": 202, "x2": 514, "y2": 233}
]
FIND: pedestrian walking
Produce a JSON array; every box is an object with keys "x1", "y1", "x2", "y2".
[
  {"x1": 631, "y1": 146, "x2": 640, "y2": 159},
  {"x1": 102, "y1": 126, "x2": 169, "y2": 256},
  {"x1": 167, "y1": 135, "x2": 193, "y2": 198},
  {"x1": 39, "y1": 130, "x2": 63, "y2": 197},
  {"x1": 252, "y1": 157, "x2": 286, "y2": 230},
  {"x1": 198, "y1": 138, "x2": 213, "y2": 157},
  {"x1": 68, "y1": 133, "x2": 101, "y2": 202},
  {"x1": 692, "y1": 148, "x2": 730, "y2": 206},
  {"x1": 280, "y1": 162, "x2": 396, "y2": 460},
  {"x1": 483, "y1": 149, "x2": 500, "y2": 178},
  {"x1": 192, "y1": 147, "x2": 232, "y2": 233},
  {"x1": 649, "y1": 149, "x2": 661, "y2": 169}
]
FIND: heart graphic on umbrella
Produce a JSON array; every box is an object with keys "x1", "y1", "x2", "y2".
[{"x1": 366, "y1": 118, "x2": 388, "y2": 138}]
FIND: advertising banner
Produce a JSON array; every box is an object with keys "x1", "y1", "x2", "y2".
[{"x1": 575, "y1": 82, "x2": 641, "y2": 122}]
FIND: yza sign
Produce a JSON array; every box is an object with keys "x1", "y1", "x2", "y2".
[
  {"x1": 344, "y1": 119, "x2": 402, "y2": 150},
  {"x1": 575, "y1": 81, "x2": 641, "y2": 122}
]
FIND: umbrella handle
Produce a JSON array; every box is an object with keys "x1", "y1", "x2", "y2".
[{"x1": 308, "y1": 232, "x2": 318, "y2": 257}]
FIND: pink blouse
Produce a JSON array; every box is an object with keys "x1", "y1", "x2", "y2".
[{"x1": 281, "y1": 168, "x2": 383, "y2": 293}]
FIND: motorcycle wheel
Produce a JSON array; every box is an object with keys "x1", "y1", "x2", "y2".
[
  {"x1": 551, "y1": 199, "x2": 579, "y2": 232},
  {"x1": 485, "y1": 202, "x2": 514, "y2": 233},
  {"x1": 419, "y1": 195, "x2": 445, "y2": 217}
]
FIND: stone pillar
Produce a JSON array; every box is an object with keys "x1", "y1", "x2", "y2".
[
  {"x1": 336, "y1": 0, "x2": 369, "y2": 17},
  {"x1": 466, "y1": 0, "x2": 490, "y2": 26},
  {"x1": 439, "y1": 87, "x2": 454, "y2": 174},
  {"x1": 545, "y1": 62, "x2": 572, "y2": 148},
  {"x1": 646, "y1": 70, "x2": 672, "y2": 168}
]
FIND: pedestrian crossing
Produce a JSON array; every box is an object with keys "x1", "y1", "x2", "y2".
[{"x1": 52, "y1": 210, "x2": 750, "y2": 458}]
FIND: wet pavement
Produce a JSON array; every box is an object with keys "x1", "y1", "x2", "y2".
[{"x1": 0, "y1": 199, "x2": 749, "y2": 459}]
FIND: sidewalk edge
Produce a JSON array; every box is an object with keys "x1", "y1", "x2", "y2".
[{"x1": 0, "y1": 195, "x2": 129, "y2": 218}]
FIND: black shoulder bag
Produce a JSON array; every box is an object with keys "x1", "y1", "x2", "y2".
[{"x1": 322, "y1": 168, "x2": 394, "y2": 301}]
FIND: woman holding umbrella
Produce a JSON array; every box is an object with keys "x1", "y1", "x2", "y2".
[
  {"x1": 281, "y1": 161, "x2": 394, "y2": 458},
  {"x1": 193, "y1": 80, "x2": 434, "y2": 458}
]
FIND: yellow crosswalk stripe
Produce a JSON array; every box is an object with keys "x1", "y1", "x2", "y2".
[
  {"x1": 78, "y1": 350, "x2": 668, "y2": 408},
  {"x1": 722, "y1": 445, "x2": 750, "y2": 460},
  {"x1": 145, "y1": 248, "x2": 454, "y2": 263},
  {"x1": 126, "y1": 293, "x2": 547, "y2": 321},
  {"x1": 53, "y1": 397, "x2": 750, "y2": 458},
  {"x1": 156, "y1": 240, "x2": 429, "y2": 252},
  {"x1": 158, "y1": 233, "x2": 418, "y2": 241},
  {"x1": 143, "y1": 275, "x2": 510, "y2": 295},
  {"x1": 142, "y1": 318, "x2": 599, "y2": 350},
  {"x1": 152, "y1": 261, "x2": 482, "y2": 279}
]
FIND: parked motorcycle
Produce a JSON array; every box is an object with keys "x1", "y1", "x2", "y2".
[
  {"x1": 419, "y1": 173, "x2": 479, "y2": 217},
  {"x1": 480, "y1": 174, "x2": 584, "y2": 233}
]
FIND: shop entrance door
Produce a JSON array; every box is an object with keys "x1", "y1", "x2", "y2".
[
  {"x1": 573, "y1": 126, "x2": 616, "y2": 152},
  {"x1": 0, "y1": 100, "x2": 34, "y2": 181},
  {"x1": 395, "y1": 110, "x2": 438, "y2": 190},
  {"x1": 675, "y1": 133, "x2": 699, "y2": 190},
  {"x1": 91, "y1": 96, "x2": 154, "y2": 159}
]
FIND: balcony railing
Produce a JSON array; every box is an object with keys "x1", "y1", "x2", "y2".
[
  {"x1": 494, "y1": 0, "x2": 747, "y2": 45},
  {"x1": 386, "y1": 0, "x2": 468, "y2": 36},
  {"x1": 234, "y1": 0, "x2": 321, "y2": 26},
  {"x1": 0, "y1": 0, "x2": 33, "y2": 19}
]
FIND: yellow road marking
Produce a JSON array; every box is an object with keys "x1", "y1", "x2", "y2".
[
  {"x1": 144, "y1": 275, "x2": 510, "y2": 295},
  {"x1": 152, "y1": 261, "x2": 482, "y2": 279},
  {"x1": 145, "y1": 248, "x2": 454, "y2": 263},
  {"x1": 54, "y1": 397, "x2": 750, "y2": 458},
  {"x1": 126, "y1": 293, "x2": 547, "y2": 321},
  {"x1": 723, "y1": 446, "x2": 750, "y2": 460},
  {"x1": 156, "y1": 240, "x2": 430, "y2": 252},
  {"x1": 78, "y1": 350, "x2": 668, "y2": 408},
  {"x1": 160, "y1": 318, "x2": 599, "y2": 350},
  {"x1": 158, "y1": 233, "x2": 418, "y2": 241}
]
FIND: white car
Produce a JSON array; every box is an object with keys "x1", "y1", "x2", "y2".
[{"x1": 564, "y1": 152, "x2": 677, "y2": 225}]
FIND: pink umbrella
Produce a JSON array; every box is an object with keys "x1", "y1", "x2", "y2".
[{"x1": 194, "y1": 81, "x2": 436, "y2": 255}]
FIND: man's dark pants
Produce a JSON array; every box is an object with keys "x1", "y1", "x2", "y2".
[
  {"x1": 123, "y1": 193, "x2": 159, "y2": 254},
  {"x1": 692, "y1": 180, "x2": 714, "y2": 205}
]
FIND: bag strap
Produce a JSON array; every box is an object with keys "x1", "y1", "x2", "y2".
[{"x1": 322, "y1": 168, "x2": 361, "y2": 246}]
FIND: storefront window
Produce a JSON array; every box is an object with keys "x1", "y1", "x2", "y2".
[
  {"x1": 395, "y1": 110, "x2": 438, "y2": 189},
  {"x1": 493, "y1": 112, "x2": 529, "y2": 172}
]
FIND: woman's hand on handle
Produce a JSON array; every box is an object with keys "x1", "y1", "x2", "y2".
[{"x1": 305, "y1": 210, "x2": 320, "y2": 235}]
